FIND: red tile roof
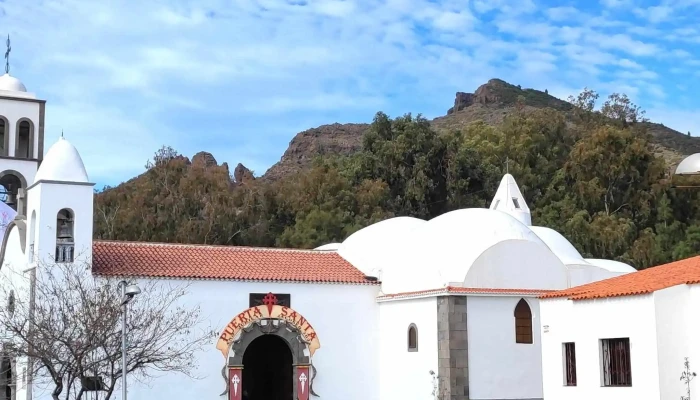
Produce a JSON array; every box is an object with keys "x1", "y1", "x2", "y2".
[
  {"x1": 378, "y1": 286, "x2": 554, "y2": 300},
  {"x1": 92, "y1": 240, "x2": 378, "y2": 285},
  {"x1": 541, "y1": 255, "x2": 700, "y2": 300}
]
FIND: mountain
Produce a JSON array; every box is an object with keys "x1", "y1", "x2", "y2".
[
  {"x1": 94, "y1": 78, "x2": 700, "y2": 269},
  {"x1": 261, "y1": 78, "x2": 700, "y2": 180}
]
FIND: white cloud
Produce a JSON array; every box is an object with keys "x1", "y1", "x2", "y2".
[
  {"x1": 545, "y1": 6, "x2": 580, "y2": 21},
  {"x1": 0, "y1": 0, "x2": 696, "y2": 185},
  {"x1": 600, "y1": 0, "x2": 631, "y2": 8},
  {"x1": 634, "y1": 6, "x2": 673, "y2": 23},
  {"x1": 617, "y1": 59, "x2": 644, "y2": 69}
]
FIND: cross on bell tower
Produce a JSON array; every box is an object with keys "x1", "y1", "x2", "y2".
[{"x1": 4, "y1": 35, "x2": 10, "y2": 74}]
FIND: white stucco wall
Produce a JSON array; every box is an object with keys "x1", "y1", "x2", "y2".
[
  {"x1": 26, "y1": 181, "x2": 94, "y2": 267},
  {"x1": 540, "y1": 295, "x2": 660, "y2": 400},
  {"x1": 0, "y1": 225, "x2": 32, "y2": 400},
  {"x1": 655, "y1": 284, "x2": 698, "y2": 400},
  {"x1": 27, "y1": 280, "x2": 381, "y2": 400},
  {"x1": 467, "y1": 296, "x2": 544, "y2": 400},
  {"x1": 378, "y1": 297, "x2": 438, "y2": 400}
]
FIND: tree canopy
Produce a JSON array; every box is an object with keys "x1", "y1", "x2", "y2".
[{"x1": 94, "y1": 89, "x2": 700, "y2": 270}]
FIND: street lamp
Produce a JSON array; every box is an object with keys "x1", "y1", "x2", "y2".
[{"x1": 118, "y1": 280, "x2": 141, "y2": 400}]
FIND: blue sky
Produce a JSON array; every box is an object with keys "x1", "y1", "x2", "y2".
[{"x1": 0, "y1": 0, "x2": 699, "y2": 188}]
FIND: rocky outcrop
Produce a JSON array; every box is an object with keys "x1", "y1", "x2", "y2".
[
  {"x1": 262, "y1": 123, "x2": 369, "y2": 181},
  {"x1": 234, "y1": 163, "x2": 255, "y2": 184},
  {"x1": 192, "y1": 151, "x2": 218, "y2": 167},
  {"x1": 447, "y1": 92, "x2": 475, "y2": 114}
]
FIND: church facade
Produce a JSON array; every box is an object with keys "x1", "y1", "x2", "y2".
[{"x1": 0, "y1": 69, "x2": 638, "y2": 400}]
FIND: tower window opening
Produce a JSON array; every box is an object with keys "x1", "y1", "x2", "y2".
[
  {"x1": 56, "y1": 209, "x2": 74, "y2": 263},
  {"x1": 0, "y1": 173, "x2": 23, "y2": 212},
  {"x1": 0, "y1": 118, "x2": 6, "y2": 156},
  {"x1": 16, "y1": 120, "x2": 31, "y2": 159},
  {"x1": 0, "y1": 355, "x2": 14, "y2": 400},
  {"x1": 512, "y1": 197, "x2": 521, "y2": 209}
]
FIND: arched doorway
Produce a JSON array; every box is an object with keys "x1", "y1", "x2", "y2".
[
  {"x1": 242, "y1": 335, "x2": 293, "y2": 400},
  {"x1": 217, "y1": 296, "x2": 321, "y2": 400}
]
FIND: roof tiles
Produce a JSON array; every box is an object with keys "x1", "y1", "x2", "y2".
[
  {"x1": 92, "y1": 240, "x2": 377, "y2": 285},
  {"x1": 541, "y1": 255, "x2": 700, "y2": 300}
]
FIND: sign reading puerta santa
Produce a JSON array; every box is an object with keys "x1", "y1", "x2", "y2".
[{"x1": 216, "y1": 297, "x2": 321, "y2": 359}]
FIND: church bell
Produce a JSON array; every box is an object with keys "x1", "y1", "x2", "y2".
[{"x1": 57, "y1": 219, "x2": 73, "y2": 240}]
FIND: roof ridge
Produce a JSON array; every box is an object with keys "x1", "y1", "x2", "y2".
[{"x1": 93, "y1": 240, "x2": 330, "y2": 254}]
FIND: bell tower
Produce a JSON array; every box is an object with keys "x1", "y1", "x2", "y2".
[
  {"x1": 0, "y1": 35, "x2": 45, "y2": 217},
  {"x1": 25, "y1": 137, "x2": 93, "y2": 267},
  {"x1": 489, "y1": 173, "x2": 532, "y2": 226}
]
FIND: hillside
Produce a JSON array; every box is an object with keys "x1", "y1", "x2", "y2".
[
  {"x1": 94, "y1": 78, "x2": 700, "y2": 270},
  {"x1": 262, "y1": 78, "x2": 700, "y2": 180}
]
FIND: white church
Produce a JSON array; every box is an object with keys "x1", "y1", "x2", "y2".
[{"x1": 0, "y1": 65, "x2": 642, "y2": 400}]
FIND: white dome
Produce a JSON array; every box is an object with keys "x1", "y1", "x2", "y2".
[
  {"x1": 337, "y1": 216, "x2": 426, "y2": 277},
  {"x1": 676, "y1": 153, "x2": 700, "y2": 176},
  {"x1": 530, "y1": 226, "x2": 587, "y2": 265},
  {"x1": 382, "y1": 208, "x2": 568, "y2": 293},
  {"x1": 34, "y1": 137, "x2": 89, "y2": 184},
  {"x1": 0, "y1": 73, "x2": 26, "y2": 92}
]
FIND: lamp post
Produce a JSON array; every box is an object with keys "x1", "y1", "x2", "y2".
[{"x1": 118, "y1": 280, "x2": 141, "y2": 400}]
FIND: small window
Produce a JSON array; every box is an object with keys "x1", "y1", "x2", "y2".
[
  {"x1": 601, "y1": 338, "x2": 631, "y2": 386},
  {"x1": 512, "y1": 197, "x2": 520, "y2": 209},
  {"x1": 7, "y1": 290, "x2": 14, "y2": 318},
  {"x1": 407, "y1": 324, "x2": 418, "y2": 352},
  {"x1": 563, "y1": 342, "x2": 577, "y2": 386},
  {"x1": 514, "y1": 298, "x2": 533, "y2": 344}
]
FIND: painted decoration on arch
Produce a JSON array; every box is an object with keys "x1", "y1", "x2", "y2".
[
  {"x1": 228, "y1": 367, "x2": 242, "y2": 400},
  {"x1": 297, "y1": 365, "x2": 310, "y2": 400},
  {"x1": 0, "y1": 201, "x2": 17, "y2": 241},
  {"x1": 216, "y1": 293, "x2": 321, "y2": 358}
]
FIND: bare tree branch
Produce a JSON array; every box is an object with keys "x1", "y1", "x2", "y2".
[{"x1": 0, "y1": 257, "x2": 215, "y2": 400}]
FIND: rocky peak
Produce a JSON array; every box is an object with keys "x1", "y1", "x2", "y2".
[
  {"x1": 447, "y1": 78, "x2": 571, "y2": 114},
  {"x1": 234, "y1": 163, "x2": 255, "y2": 184},
  {"x1": 192, "y1": 151, "x2": 218, "y2": 167}
]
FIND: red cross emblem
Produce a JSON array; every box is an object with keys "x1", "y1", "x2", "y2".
[{"x1": 262, "y1": 292, "x2": 277, "y2": 315}]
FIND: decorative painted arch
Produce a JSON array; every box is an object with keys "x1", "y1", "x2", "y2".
[{"x1": 217, "y1": 295, "x2": 321, "y2": 399}]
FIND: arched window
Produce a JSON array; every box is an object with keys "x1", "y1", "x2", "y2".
[
  {"x1": 407, "y1": 323, "x2": 418, "y2": 352},
  {"x1": 514, "y1": 298, "x2": 533, "y2": 344},
  {"x1": 16, "y1": 120, "x2": 32, "y2": 159},
  {"x1": 0, "y1": 172, "x2": 25, "y2": 212},
  {"x1": 55, "y1": 209, "x2": 74, "y2": 263},
  {"x1": 0, "y1": 356, "x2": 14, "y2": 400},
  {"x1": 0, "y1": 117, "x2": 7, "y2": 156},
  {"x1": 7, "y1": 290, "x2": 14, "y2": 318}
]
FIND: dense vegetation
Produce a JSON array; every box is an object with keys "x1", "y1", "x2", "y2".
[{"x1": 94, "y1": 89, "x2": 700, "y2": 270}]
